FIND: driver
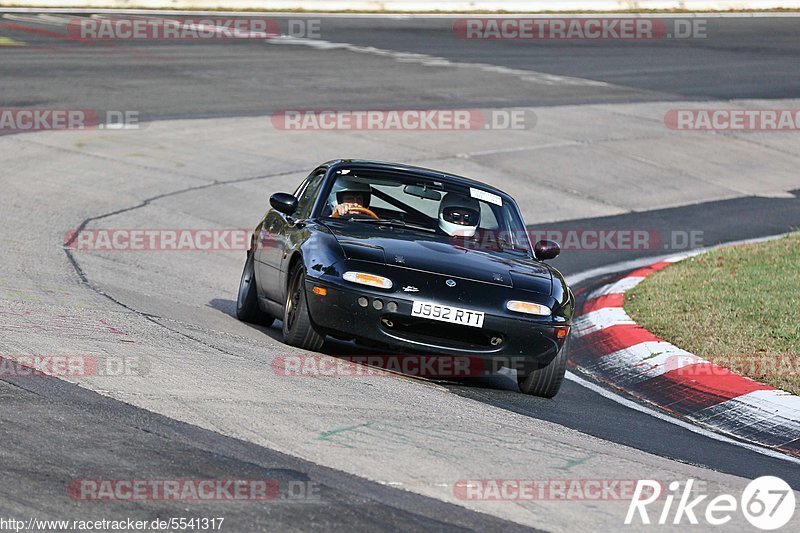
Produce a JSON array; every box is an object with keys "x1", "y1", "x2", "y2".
[
  {"x1": 329, "y1": 177, "x2": 373, "y2": 217},
  {"x1": 438, "y1": 193, "x2": 481, "y2": 237}
]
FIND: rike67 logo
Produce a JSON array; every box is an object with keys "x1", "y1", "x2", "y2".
[{"x1": 626, "y1": 477, "x2": 795, "y2": 530}]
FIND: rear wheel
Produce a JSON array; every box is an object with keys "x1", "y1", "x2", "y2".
[
  {"x1": 236, "y1": 252, "x2": 274, "y2": 327},
  {"x1": 517, "y1": 346, "x2": 568, "y2": 398},
  {"x1": 282, "y1": 263, "x2": 325, "y2": 351}
]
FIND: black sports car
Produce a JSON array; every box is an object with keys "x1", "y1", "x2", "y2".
[{"x1": 236, "y1": 160, "x2": 574, "y2": 397}]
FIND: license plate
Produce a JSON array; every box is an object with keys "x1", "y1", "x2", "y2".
[{"x1": 410, "y1": 301, "x2": 485, "y2": 328}]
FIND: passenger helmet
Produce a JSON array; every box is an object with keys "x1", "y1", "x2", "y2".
[{"x1": 438, "y1": 193, "x2": 480, "y2": 237}]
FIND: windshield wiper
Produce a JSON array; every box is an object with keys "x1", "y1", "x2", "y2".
[{"x1": 354, "y1": 218, "x2": 436, "y2": 233}]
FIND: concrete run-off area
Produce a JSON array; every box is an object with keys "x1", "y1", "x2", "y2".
[{"x1": 1, "y1": 98, "x2": 799, "y2": 529}]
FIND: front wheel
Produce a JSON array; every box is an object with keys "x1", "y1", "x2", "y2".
[
  {"x1": 236, "y1": 252, "x2": 274, "y2": 327},
  {"x1": 517, "y1": 345, "x2": 568, "y2": 398},
  {"x1": 282, "y1": 263, "x2": 325, "y2": 351}
]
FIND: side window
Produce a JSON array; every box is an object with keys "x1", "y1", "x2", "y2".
[{"x1": 295, "y1": 171, "x2": 325, "y2": 218}]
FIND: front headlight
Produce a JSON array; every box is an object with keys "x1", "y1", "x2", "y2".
[
  {"x1": 343, "y1": 271, "x2": 393, "y2": 289},
  {"x1": 506, "y1": 300, "x2": 551, "y2": 316}
]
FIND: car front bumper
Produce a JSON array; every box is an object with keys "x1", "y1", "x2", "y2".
[{"x1": 304, "y1": 278, "x2": 569, "y2": 373}]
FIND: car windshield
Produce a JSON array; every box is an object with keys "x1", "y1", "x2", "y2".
[{"x1": 320, "y1": 168, "x2": 532, "y2": 255}]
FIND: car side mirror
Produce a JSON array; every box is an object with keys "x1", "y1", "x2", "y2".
[
  {"x1": 534, "y1": 240, "x2": 560, "y2": 260},
  {"x1": 270, "y1": 193, "x2": 298, "y2": 216}
]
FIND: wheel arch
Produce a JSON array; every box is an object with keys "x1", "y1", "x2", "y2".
[{"x1": 285, "y1": 251, "x2": 305, "y2": 292}]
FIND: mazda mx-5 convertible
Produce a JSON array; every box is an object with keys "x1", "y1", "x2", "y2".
[{"x1": 236, "y1": 160, "x2": 574, "y2": 397}]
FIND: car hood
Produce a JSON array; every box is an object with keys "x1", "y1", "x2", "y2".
[{"x1": 324, "y1": 221, "x2": 553, "y2": 294}]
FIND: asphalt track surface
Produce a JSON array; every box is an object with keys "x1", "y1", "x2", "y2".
[
  {"x1": 1, "y1": 15, "x2": 800, "y2": 119},
  {"x1": 1, "y1": 12, "x2": 800, "y2": 532}
]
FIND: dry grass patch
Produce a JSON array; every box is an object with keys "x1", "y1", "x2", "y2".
[{"x1": 625, "y1": 233, "x2": 800, "y2": 395}]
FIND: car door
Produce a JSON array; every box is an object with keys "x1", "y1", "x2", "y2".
[
  {"x1": 258, "y1": 170, "x2": 325, "y2": 304},
  {"x1": 253, "y1": 207, "x2": 281, "y2": 302}
]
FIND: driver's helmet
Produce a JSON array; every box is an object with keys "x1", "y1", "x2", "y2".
[
  {"x1": 438, "y1": 193, "x2": 481, "y2": 237},
  {"x1": 328, "y1": 176, "x2": 372, "y2": 208}
]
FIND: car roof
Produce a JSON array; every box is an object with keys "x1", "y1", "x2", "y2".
[{"x1": 318, "y1": 159, "x2": 513, "y2": 200}]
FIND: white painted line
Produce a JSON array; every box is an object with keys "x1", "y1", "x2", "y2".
[
  {"x1": 565, "y1": 371, "x2": 800, "y2": 465},
  {"x1": 587, "y1": 276, "x2": 645, "y2": 299},
  {"x1": 572, "y1": 307, "x2": 635, "y2": 337},
  {"x1": 1, "y1": 13, "x2": 68, "y2": 26},
  {"x1": 747, "y1": 389, "x2": 800, "y2": 411},
  {"x1": 36, "y1": 13, "x2": 84, "y2": 24},
  {"x1": 599, "y1": 341, "x2": 705, "y2": 385},
  {"x1": 663, "y1": 249, "x2": 706, "y2": 262},
  {"x1": 267, "y1": 35, "x2": 611, "y2": 88},
  {"x1": 690, "y1": 389, "x2": 800, "y2": 447},
  {"x1": 70, "y1": 13, "x2": 613, "y2": 88},
  {"x1": 692, "y1": 389, "x2": 800, "y2": 436}
]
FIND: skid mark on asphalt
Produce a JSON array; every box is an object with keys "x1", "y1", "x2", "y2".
[
  {"x1": 0, "y1": 287, "x2": 88, "y2": 307},
  {"x1": 0, "y1": 307, "x2": 128, "y2": 337},
  {"x1": 313, "y1": 422, "x2": 375, "y2": 448},
  {"x1": 311, "y1": 423, "x2": 462, "y2": 458},
  {"x1": 557, "y1": 453, "x2": 597, "y2": 471},
  {"x1": 61, "y1": 168, "x2": 306, "y2": 361},
  {"x1": 309, "y1": 420, "x2": 596, "y2": 472}
]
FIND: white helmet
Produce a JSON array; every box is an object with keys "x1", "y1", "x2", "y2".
[
  {"x1": 328, "y1": 176, "x2": 372, "y2": 208},
  {"x1": 438, "y1": 193, "x2": 480, "y2": 237}
]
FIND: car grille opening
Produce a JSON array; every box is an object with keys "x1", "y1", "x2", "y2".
[{"x1": 381, "y1": 316, "x2": 504, "y2": 350}]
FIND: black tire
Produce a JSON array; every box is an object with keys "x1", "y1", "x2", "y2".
[
  {"x1": 236, "y1": 252, "x2": 275, "y2": 327},
  {"x1": 282, "y1": 263, "x2": 325, "y2": 351},
  {"x1": 517, "y1": 345, "x2": 568, "y2": 398}
]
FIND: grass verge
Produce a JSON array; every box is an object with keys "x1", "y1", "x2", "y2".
[{"x1": 625, "y1": 232, "x2": 800, "y2": 395}]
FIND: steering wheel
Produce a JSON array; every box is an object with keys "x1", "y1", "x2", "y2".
[{"x1": 332, "y1": 206, "x2": 380, "y2": 220}]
